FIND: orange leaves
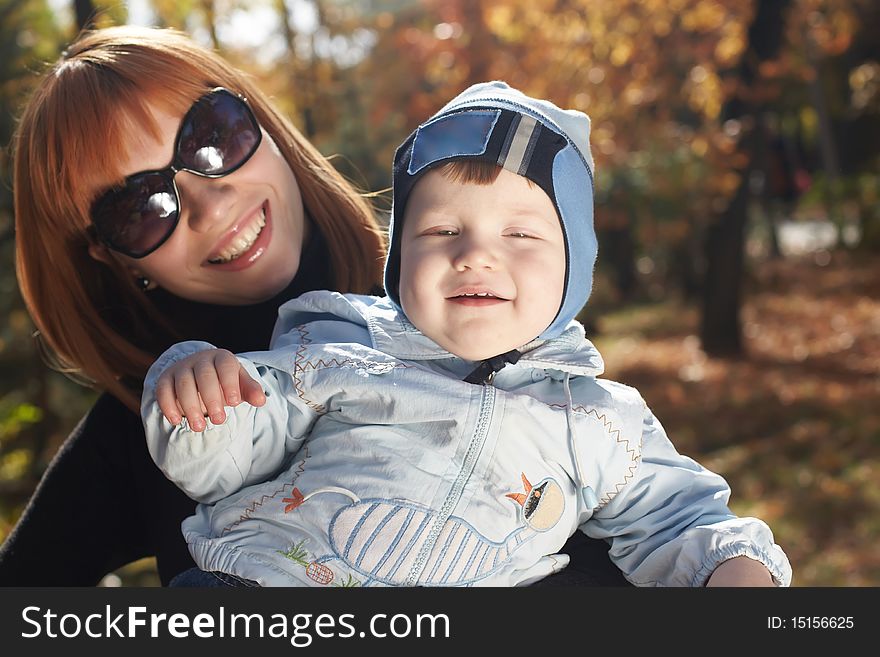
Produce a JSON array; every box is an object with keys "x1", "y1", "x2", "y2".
[
  {"x1": 681, "y1": 1, "x2": 728, "y2": 32},
  {"x1": 610, "y1": 39, "x2": 635, "y2": 67},
  {"x1": 246, "y1": 0, "x2": 871, "y2": 260},
  {"x1": 684, "y1": 64, "x2": 724, "y2": 119},
  {"x1": 716, "y1": 23, "x2": 749, "y2": 66}
]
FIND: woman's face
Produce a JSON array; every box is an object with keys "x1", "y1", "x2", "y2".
[{"x1": 91, "y1": 98, "x2": 308, "y2": 305}]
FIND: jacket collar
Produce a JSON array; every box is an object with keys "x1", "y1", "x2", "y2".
[{"x1": 362, "y1": 296, "x2": 605, "y2": 378}]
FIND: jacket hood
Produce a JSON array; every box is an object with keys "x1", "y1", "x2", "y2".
[{"x1": 384, "y1": 80, "x2": 597, "y2": 339}]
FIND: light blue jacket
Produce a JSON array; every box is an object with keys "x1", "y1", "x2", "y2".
[{"x1": 142, "y1": 291, "x2": 792, "y2": 587}]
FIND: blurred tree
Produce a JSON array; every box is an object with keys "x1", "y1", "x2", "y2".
[
  {"x1": 355, "y1": 0, "x2": 758, "y2": 313},
  {"x1": 74, "y1": 0, "x2": 97, "y2": 30},
  {"x1": 72, "y1": 0, "x2": 128, "y2": 30},
  {"x1": 273, "y1": 0, "x2": 322, "y2": 138},
  {"x1": 700, "y1": 0, "x2": 790, "y2": 356},
  {"x1": 199, "y1": 0, "x2": 219, "y2": 50},
  {"x1": 350, "y1": 0, "x2": 874, "y2": 344},
  {"x1": 0, "y1": 0, "x2": 71, "y2": 536},
  {"x1": 151, "y1": 0, "x2": 216, "y2": 48},
  {"x1": 151, "y1": 0, "x2": 196, "y2": 29}
]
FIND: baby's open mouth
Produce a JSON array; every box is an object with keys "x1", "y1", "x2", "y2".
[{"x1": 448, "y1": 292, "x2": 509, "y2": 302}]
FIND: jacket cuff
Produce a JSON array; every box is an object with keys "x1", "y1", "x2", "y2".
[{"x1": 693, "y1": 542, "x2": 792, "y2": 587}]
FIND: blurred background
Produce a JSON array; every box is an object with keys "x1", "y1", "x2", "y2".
[{"x1": 0, "y1": 0, "x2": 877, "y2": 586}]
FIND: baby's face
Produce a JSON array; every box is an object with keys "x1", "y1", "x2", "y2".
[{"x1": 399, "y1": 167, "x2": 565, "y2": 361}]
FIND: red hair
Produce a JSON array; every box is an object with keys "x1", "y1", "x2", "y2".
[{"x1": 14, "y1": 26, "x2": 385, "y2": 410}]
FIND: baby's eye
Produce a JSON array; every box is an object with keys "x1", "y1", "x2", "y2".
[
  {"x1": 506, "y1": 231, "x2": 535, "y2": 239},
  {"x1": 431, "y1": 228, "x2": 458, "y2": 236}
]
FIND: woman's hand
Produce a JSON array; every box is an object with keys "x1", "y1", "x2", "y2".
[{"x1": 155, "y1": 349, "x2": 266, "y2": 431}]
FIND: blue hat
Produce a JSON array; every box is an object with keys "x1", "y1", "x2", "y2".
[{"x1": 384, "y1": 81, "x2": 597, "y2": 339}]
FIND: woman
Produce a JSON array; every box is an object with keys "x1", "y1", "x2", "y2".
[{"x1": 0, "y1": 25, "x2": 628, "y2": 586}]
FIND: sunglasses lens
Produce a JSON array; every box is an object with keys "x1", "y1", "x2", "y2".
[
  {"x1": 177, "y1": 90, "x2": 261, "y2": 175},
  {"x1": 92, "y1": 173, "x2": 178, "y2": 258},
  {"x1": 90, "y1": 89, "x2": 261, "y2": 258}
]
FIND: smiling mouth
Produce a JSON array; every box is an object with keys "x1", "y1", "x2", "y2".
[
  {"x1": 448, "y1": 292, "x2": 510, "y2": 303},
  {"x1": 208, "y1": 206, "x2": 267, "y2": 264}
]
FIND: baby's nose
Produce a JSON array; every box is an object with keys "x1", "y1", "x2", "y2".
[{"x1": 452, "y1": 237, "x2": 499, "y2": 270}]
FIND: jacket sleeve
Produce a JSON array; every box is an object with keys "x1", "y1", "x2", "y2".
[
  {"x1": 141, "y1": 340, "x2": 319, "y2": 504},
  {"x1": 581, "y1": 407, "x2": 792, "y2": 587}
]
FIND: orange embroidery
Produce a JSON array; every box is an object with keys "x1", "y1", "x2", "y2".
[
  {"x1": 306, "y1": 561, "x2": 334, "y2": 585},
  {"x1": 282, "y1": 488, "x2": 305, "y2": 512},
  {"x1": 505, "y1": 472, "x2": 533, "y2": 506}
]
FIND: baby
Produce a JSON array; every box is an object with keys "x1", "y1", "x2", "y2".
[{"x1": 142, "y1": 81, "x2": 792, "y2": 587}]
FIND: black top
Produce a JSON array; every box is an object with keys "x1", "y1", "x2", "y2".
[
  {"x1": 0, "y1": 229, "x2": 335, "y2": 586},
  {"x1": 0, "y1": 229, "x2": 629, "y2": 587}
]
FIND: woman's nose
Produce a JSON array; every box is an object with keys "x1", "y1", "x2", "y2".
[{"x1": 175, "y1": 171, "x2": 236, "y2": 233}]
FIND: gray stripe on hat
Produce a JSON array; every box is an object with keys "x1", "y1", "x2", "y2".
[
  {"x1": 501, "y1": 115, "x2": 539, "y2": 175},
  {"x1": 496, "y1": 114, "x2": 519, "y2": 165}
]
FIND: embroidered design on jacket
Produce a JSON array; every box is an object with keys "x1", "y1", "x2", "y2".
[
  {"x1": 284, "y1": 488, "x2": 552, "y2": 586},
  {"x1": 549, "y1": 404, "x2": 642, "y2": 507},
  {"x1": 283, "y1": 488, "x2": 305, "y2": 512},
  {"x1": 292, "y1": 324, "x2": 410, "y2": 414},
  {"x1": 219, "y1": 446, "x2": 310, "y2": 536},
  {"x1": 277, "y1": 539, "x2": 362, "y2": 587},
  {"x1": 505, "y1": 472, "x2": 564, "y2": 531}
]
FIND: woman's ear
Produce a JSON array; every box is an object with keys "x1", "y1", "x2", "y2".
[
  {"x1": 87, "y1": 242, "x2": 116, "y2": 267},
  {"x1": 88, "y1": 243, "x2": 145, "y2": 277},
  {"x1": 88, "y1": 243, "x2": 154, "y2": 290}
]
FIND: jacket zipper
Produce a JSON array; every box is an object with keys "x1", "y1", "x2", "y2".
[{"x1": 405, "y1": 383, "x2": 496, "y2": 585}]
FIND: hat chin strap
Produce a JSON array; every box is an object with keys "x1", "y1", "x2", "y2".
[{"x1": 463, "y1": 349, "x2": 522, "y2": 385}]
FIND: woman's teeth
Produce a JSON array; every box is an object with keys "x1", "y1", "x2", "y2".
[{"x1": 209, "y1": 209, "x2": 266, "y2": 264}]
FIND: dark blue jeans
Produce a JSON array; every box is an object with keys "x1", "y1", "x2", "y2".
[{"x1": 169, "y1": 567, "x2": 260, "y2": 587}]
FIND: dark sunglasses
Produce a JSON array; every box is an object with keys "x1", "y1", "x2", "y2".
[{"x1": 90, "y1": 87, "x2": 262, "y2": 258}]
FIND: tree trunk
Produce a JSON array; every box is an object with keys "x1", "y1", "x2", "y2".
[
  {"x1": 699, "y1": 0, "x2": 790, "y2": 356},
  {"x1": 74, "y1": 0, "x2": 97, "y2": 31},
  {"x1": 201, "y1": 0, "x2": 220, "y2": 51},
  {"x1": 461, "y1": 1, "x2": 493, "y2": 84},
  {"x1": 672, "y1": 229, "x2": 705, "y2": 302},
  {"x1": 700, "y1": 172, "x2": 750, "y2": 355}
]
